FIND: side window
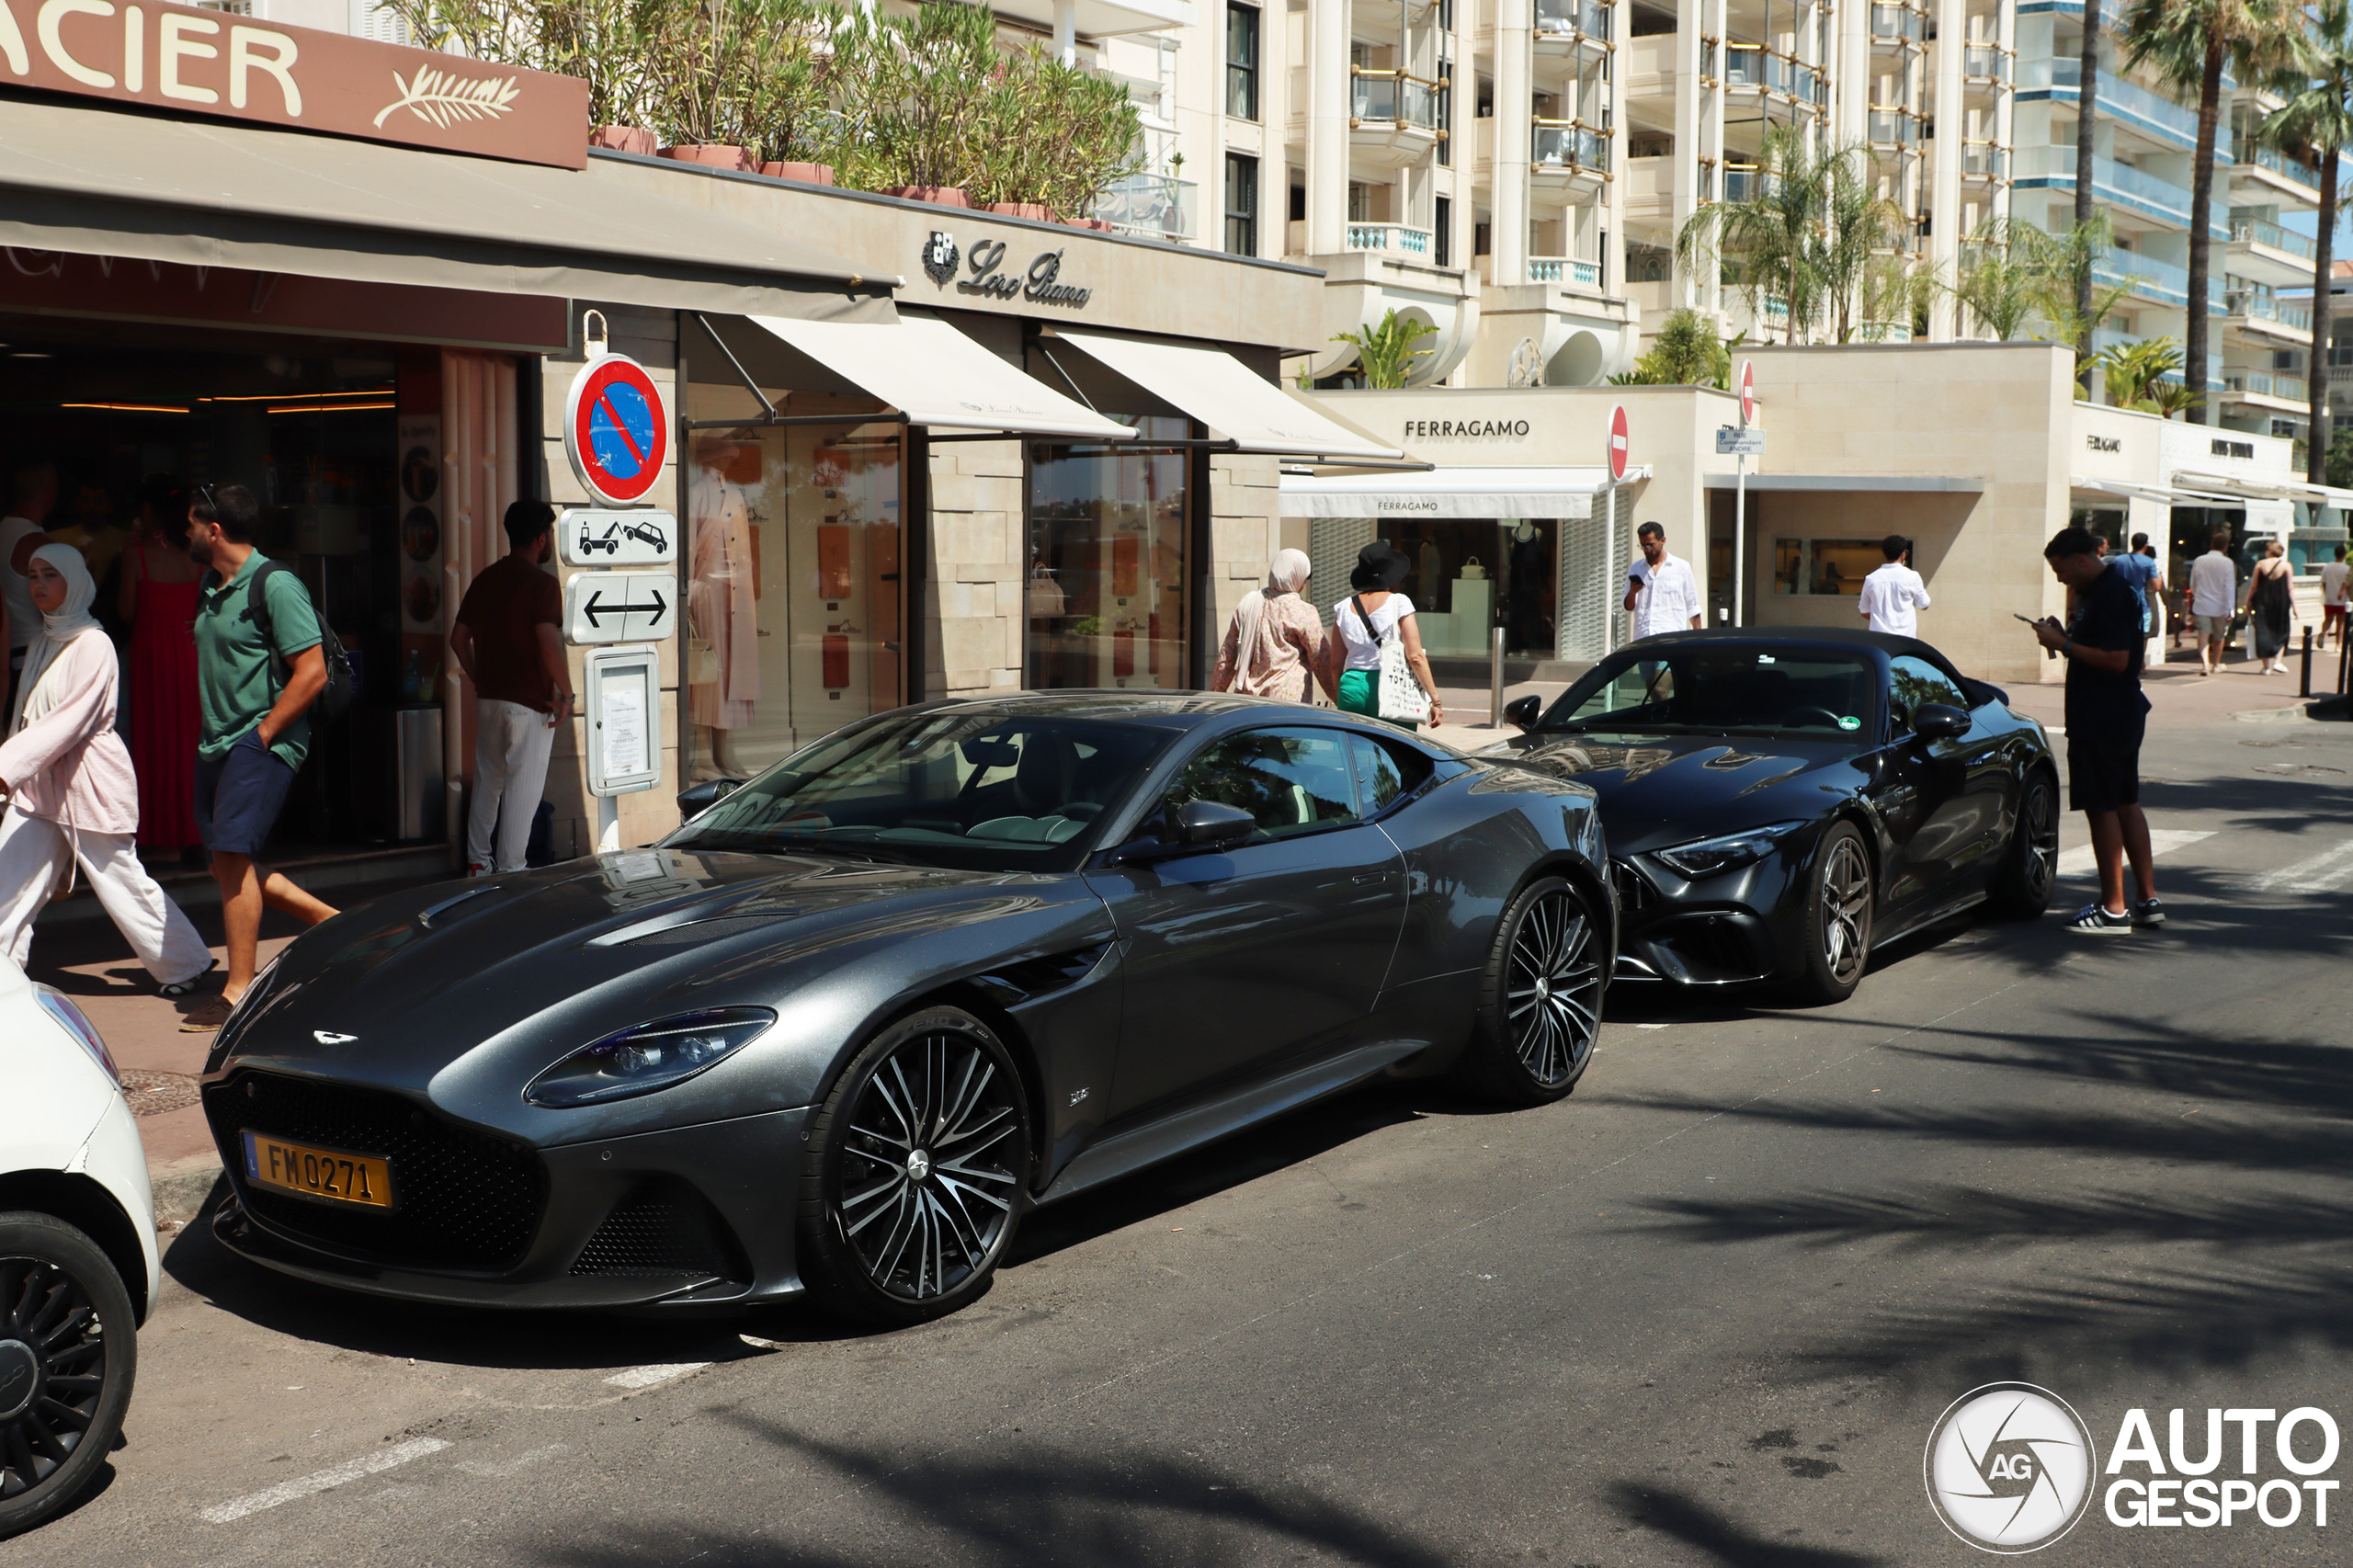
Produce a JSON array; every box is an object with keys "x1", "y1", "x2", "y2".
[
  {"x1": 1164, "y1": 728, "x2": 1360, "y2": 839},
  {"x1": 1888, "y1": 655, "x2": 1972, "y2": 733},
  {"x1": 1348, "y1": 733, "x2": 1405, "y2": 814}
]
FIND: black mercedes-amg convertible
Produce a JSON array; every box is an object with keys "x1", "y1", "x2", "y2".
[
  {"x1": 1493, "y1": 628, "x2": 2058, "y2": 1004},
  {"x1": 201, "y1": 695, "x2": 1613, "y2": 1324}
]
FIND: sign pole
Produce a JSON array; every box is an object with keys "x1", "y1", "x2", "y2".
[
  {"x1": 1733, "y1": 452, "x2": 1746, "y2": 629},
  {"x1": 1606, "y1": 403, "x2": 1630, "y2": 654}
]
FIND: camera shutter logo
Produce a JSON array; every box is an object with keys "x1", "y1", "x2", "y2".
[{"x1": 1924, "y1": 1382, "x2": 2098, "y2": 1553}]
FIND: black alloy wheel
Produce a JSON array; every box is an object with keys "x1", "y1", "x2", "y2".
[
  {"x1": 0, "y1": 1213, "x2": 137, "y2": 1537},
  {"x1": 799, "y1": 1006, "x2": 1030, "y2": 1326},
  {"x1": 1461, "y1": 875, "x2": 1606, "y2": 1105},
  {"x1": 1790, "y1": 823, "x2": 1874, "y2": 1006},
  {"x1": 1986, "y1": 771, "x2": 2060, "y2": 920}
]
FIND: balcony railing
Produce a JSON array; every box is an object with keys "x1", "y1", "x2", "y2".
[
  {"x1": 2019, "y1": 57, "x2": 2221, "y2": 156},
  {"x1": 1346, "y1": 222, "x2": 1432, "y2": 257},
  {"x1": 1723, "y1": 45, "x2": 1826, "y2": 106},
  {"x1": 1721, "y1": 162, "x2": 1779, "y2": 201},
  {"x1": 2231, "y1": 214, "x2": 2316, "y2": 260},
  {"x1": 2014, "y1": 144, "x2": 2224, "y2": 233},
  {"x1": 1535, "y1": 0, "x2": 1612, "y2": 42},
  {"x1": 1351, "y1": 67, "x2": 1443, "y2": 130},
  {"x1": 1961, "y1": 140, "x2": 2007, "y2": 178},
  {"x1": 1092, "y1": 173, "x2": 1197, "y2": 243},
  {"x1": 1529, "y1": 256, "x2": 1606, "y2": 288},
  {"x1": 1961, "y1": 44, "x2": 2009, "y2": 82},
  {"x1": 2228, "y1": 290, "x2": 2314, "y2": 331},
  {"x1": 2223, "y1": 368, "x2": 2308, "y2": 403},
  {"x1": 2248, "y1": 141, "x2": 2324, "y2": 190},
  {"x1": 1869, "y1": 107, "x2": 1920, "y2": 148},
  {"x1": 1533, "y1": 119, "x2": 1611, "y2": 171},
  {"x1": 1870, "y1": 2, "x2": 1927, "y2": 41}
]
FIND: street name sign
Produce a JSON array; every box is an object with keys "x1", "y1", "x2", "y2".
[{"x1": 1716, "y1": 426, "x2": 1766, "y2": 456}]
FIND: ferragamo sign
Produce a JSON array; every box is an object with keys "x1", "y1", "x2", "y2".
[{"x1": 0, "y1": 0, "x2": 589, "y2": 166}]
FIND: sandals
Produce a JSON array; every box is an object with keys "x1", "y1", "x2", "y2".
[{"x1": 157, "y1": 959, "x2": 218, "y2": 999}]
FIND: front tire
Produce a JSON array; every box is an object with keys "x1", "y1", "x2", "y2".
[
  {"x1": 1788, "y1": 824, "x2": 1874, "y2": 1006},
  {"x1": 797, "y1": 1006, "x2": 1031, "y2": 1327},
  {"x1": 1457, "y1": 876, "x2": 1606, "y2": 1105},
  {"x1": 0, "y1": 1212, "x2": 137, "y2": 1538},
  {"x1": 1985, "y1": 769, "x2": 2059, "y2": 920}
]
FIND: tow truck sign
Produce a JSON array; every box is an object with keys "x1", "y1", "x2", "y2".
[{"x1": 557, "y1": 508, "x2": 677, "y2": 567}]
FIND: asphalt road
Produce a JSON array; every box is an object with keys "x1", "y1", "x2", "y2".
[{"x1": 12, "y1": 694, "x2": 2352, "y2": 1567}]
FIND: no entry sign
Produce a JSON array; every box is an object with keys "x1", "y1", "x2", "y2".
[
  {"x1": 565, "y1": 354, "x2": 670, "y2": 506},
  {"x1": 1740, "y1": 360, "x2": 1756, "y2": 426},
  {"x1": 1606, "y1": 403, "x2": 1629, "y2": 483}
]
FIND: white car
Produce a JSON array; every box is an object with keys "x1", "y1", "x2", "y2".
[{"x1": 0, "y1": 955, "x2": 154, "y2": 1536}]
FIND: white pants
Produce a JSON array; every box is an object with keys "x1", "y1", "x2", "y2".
[
  {"x1": 0, "y1": 806, "x2": 211, "y2": 984},
  {"x1": 466, "y1": 699, "x2": 557, "y2": 873}
]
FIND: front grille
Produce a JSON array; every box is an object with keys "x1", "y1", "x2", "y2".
[
  {"x1": 570, "y1": 1179, "x2": 747, "y2": 1281},
  {"x1": 209, "y1": 1072, "x2": 547, "y2": 1272}
]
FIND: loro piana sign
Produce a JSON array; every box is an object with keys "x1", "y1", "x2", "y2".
[{"x1": 0, "y1": 0, "x2": 589, "y2": 167}]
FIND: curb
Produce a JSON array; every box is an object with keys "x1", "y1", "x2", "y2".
[{"x1": 153, "y1": 1164, "x2": 225, "y2": 1228}]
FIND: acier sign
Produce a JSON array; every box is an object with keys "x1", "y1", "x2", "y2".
[{"x1": 0, "y1": 0, "x2": 590, "y2": 166}]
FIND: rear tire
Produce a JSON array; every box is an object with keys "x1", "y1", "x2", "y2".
[
  {"x1": 1787, "y1": 824, "x2": 1873, "y2": 1006},
  {"x1": 1985, "y1": 769, "x2": 2059, "y2": 920},
  {"x1": 0, "y1": 1212, "x2": 137, "y2": 1538},
  {"x1": 1456, "y1": 876, "x2": 1606, "y2": 1105},
  {"x1": 797, "y1": 1006, "x2": 1030, "y2": 1328}
]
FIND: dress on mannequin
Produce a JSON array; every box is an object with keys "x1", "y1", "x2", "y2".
[
  {"x1": 688, "y1": 447, "x2": 759, "y2": 775},
  {"x1": 1508, "y1": 525, "x2": 1552, "y2": 652}
]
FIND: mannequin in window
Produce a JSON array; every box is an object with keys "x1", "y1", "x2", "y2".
[
  {"x1": 688, "y1": 431, "x2": 759, "y2": 778},
  {"x1": 1506, "y1": 521, "x2": 1552, "y2": 652}
]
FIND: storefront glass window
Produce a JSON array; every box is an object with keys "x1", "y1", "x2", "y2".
[
  {"x1": 1027, "y1": 416, "x2": 1191, "y2": 689},
  {"x1": 1359, "y1": 517, "x2": 1556, "y2": 655},
  {"x1": 681, "y1": 387, "x2": 904, "y2": 779},
  {"x1": 1771, "y1": 538, "x2": 1881, "y2": 597}
]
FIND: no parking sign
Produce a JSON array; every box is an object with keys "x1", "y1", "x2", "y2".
[{"x1": 564, "y1": 352, "x2": 669, "y2": 506}]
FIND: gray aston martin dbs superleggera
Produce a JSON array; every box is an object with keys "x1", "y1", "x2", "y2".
[{"x1": 202, "y1": 694, "x2": 1615, "y2": 1324}]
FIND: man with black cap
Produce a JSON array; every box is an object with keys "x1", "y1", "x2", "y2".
[{"x1": 1326, "y1": 541, "x2": 1444, "y2": 731}]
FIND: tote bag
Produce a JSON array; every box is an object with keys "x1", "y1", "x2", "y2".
[{"x1": 1352, "y1": 595, "x2": 1431, "y2": 724}]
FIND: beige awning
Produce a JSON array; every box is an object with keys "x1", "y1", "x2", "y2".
[
  {"x1": 0, "y1": 96, "x2": 891, "y2": 324},
  {"x1": 1048, "y1": 329, "x2": 1406, "y2": 460},
  {"x1": 741, "y1": 314, "x2": 1136, "y2": 439}
]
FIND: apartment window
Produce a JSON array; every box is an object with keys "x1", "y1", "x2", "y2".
[
  {"x1": 1438, "y1": 57, "x2": 1454, "y2": 165},
  {"x1": 1435, "y1": 196, "x2": 1453, "y2": 267},
  {"x1": 1290, "y1": 183, "x2": 1306, "y2": 222},
  {"x1": 1226, "y1": 4, "x2": 1260, "y2": 120},
  {"x1": 1477, "y1": 76, "x2": 1495, "y2": 118},
  {"x1": 1225, "y1": 153, "x2": 1260, "y2": 255}
]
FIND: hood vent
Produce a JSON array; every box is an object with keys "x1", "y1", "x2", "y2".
[{"x1": 618, "y1": 915, "x2": 784, "y2": 948}]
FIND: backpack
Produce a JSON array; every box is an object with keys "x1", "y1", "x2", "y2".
[{"x1": 248, "y1": 560, "x2": 357, "y2": 723}]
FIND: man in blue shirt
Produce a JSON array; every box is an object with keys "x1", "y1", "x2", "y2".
[{"x1": 2108, "y1": 530, "x2": 2162, "y2": 639}]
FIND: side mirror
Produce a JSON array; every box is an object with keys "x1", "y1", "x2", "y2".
[
  {"x1": 676, "y1": 777, "x2": 745, "y2": 821},
  {"x1": 1175, "y1": 800, "x2": 1255, "y2": 847},
  {"x1": 1504, "y1": 694, "x2": 1543, "y2": 732},
  {"x1": 1912, "y1": 704, "x2": 1971, "y2": 744}
]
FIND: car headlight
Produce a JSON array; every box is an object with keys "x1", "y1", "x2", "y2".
[
  {"x1": 37, "y1": 985, "x2": 119, "y2": 1085},
  {"x1": 524, "y1": 1007, "x2": 776, "y2": 1108},
  {"x1": 1650, "y1": 822, "x2": 1807, "y2": 881}
]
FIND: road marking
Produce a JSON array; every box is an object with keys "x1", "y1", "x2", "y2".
[
  {"x1": 2251, "y1": 836, "x2": 2353, "y2": 892},
  {"x1": 2056, "y1": 829, "x2": 2212, "y2": 880},
  {"x1": 199, "y1": 1437, "x2": 449, "y2": 1524},
  {"x1": 457, "y1": 1442, "x2": 571, "y2": 1479},
  {"x1": 605, "y1": 1362, "x2": 711, "y2": 1390}
]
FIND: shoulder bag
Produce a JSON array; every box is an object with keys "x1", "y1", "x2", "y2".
[{"x1": 1352, "y1": 595, "x2": 1431, "y2": 725}]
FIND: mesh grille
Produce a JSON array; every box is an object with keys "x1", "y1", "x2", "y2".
[
  {"x1": 209, "y1": 1072, "x2": 547, "y2": 1271},
  {"x1": 1558, "y1": 494, "x2": 1619, "y2": 661},
  {"x1": 569, "y1": 1180, "x2": 746, "y2": 1280}
]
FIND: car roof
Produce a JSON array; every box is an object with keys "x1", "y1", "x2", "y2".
[
  {"x1": 908, "y1": 690, "x2": 1449, "y2": 746},
  {"x1": 1612, "y1": 625, "x2": 1964, "y2": 673}
]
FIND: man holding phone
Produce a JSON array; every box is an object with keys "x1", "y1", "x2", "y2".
[
  {"x1": 2030, "y1": 526, "x2": 2159, "y2": 933},
  {"x1": 1624, "y1": 522, "x2": 1702, "y2": 641}
]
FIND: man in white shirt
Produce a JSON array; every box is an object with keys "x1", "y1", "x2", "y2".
[
  {"x1": 1857, "y1": 534, "x2": 1931, "y2": 636},
  {"x1": 2323, "y1": 543, "x2": 2348, "y2": 652},
  {"x1": 1623, "y1": 522, "x2": 1703, "y2": 641},
  {"x1": 0, "y1": 461, "x2": 56, "y2": 716},
  {"x1": 2185, "y1": 530, "x2": 2240, "y2": 676}
]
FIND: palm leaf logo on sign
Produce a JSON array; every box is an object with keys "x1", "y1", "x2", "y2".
[{"x1": 373, "y1": 66, "x2": 523, "y2": 131}]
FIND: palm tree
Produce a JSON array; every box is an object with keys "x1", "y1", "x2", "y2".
[
  {"x1": 1951, "y1": 226, "x2": 2046, "y2": 340},
  {"x1": 1676, "y1": 123, "x2": 1824, "y2": 344},
  {"x1": 2262, "y1": 0, "x2": 2353, "y2": 483},
  {"x1": 1812, "y1": 143, "x2": 1909, "y2": 342},
  {"x1": 2119, "y1": 0, "x2": 2313, "y2": 425},
  {"x1": 1329, "y1": 309, "x2": 1439, "y2": 388},
  {"x1": 2076, "y1": 0, "x2": 2102, "y2": 391},
  {"x1": 2024, "y1": 212, "x2": 2139, "y2": 366}
]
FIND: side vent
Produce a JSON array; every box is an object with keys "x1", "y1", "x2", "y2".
[{"x1": 969, "y1": 942, "x2": 1112, "y2": 1006}]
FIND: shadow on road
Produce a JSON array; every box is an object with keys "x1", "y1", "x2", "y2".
[{"x1": 1608, "y1": 1483, "x2": 1885, "y2": 1567}]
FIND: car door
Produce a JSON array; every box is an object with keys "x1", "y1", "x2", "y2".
[
  {"x1": 1083, "y1": 724, "x2": 1409, "y2": 1122},
  {"x1": 1878, "y1": 654, "x2": 2009, "y2": 918}
]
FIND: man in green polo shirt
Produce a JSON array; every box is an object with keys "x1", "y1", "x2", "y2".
[{"x1": 179, "y1": 483, "x2": 340, "y2": 1032}]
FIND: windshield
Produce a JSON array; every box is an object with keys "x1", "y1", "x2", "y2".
[
  {"x1": 665, "y1": 710, "x2": 1177, "y2": 871},
  {"x1": 1537, "y1": 647, "x2": 1880, "y2": 738}
]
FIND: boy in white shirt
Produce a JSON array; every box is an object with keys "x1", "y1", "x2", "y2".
[
  {"x1": 1857, "y1": 535, "x2": 1931, "y2": 636},
  {"x1": 2323, "y1": 544, "x2": 2348, "y2": 652}
]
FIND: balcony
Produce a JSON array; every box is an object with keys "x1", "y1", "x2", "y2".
[
  {"x1": 2014, "y1": 144, "x2": 2227, "y2": 236},
  {"x1": 2226, "y1": 290, "x2": 2314, "y2": 342},
  {"x1": 1870, "y1": 2, "x2": 1927, "y2": 44},
  {"x1": 1961, "y1": 141, "x2": 2007, "y2": 180},
  {"x1": 2093, "y1": 250, "x2": 2223, "y2": 312},
  {"x1": 2018, "y1": 58, "x2": 2221, "y2": 158},
  {"x1": 1528, "y1": 256, "x2": 1607, "y2": 290},
  {"x1": 1721, "y1": 162, "x2": 1778, "y2": 202},
  {"x1": 1532, "y1": 119, "x2": 1611, "y2": 193},
  {"x1": 1344, "y1": 222, "x2": 1434, "y2": 259},
  {"x1": 1723, "y1": 45, "x2": 1826, "y2": 108},
  {"x1": 2222, "y1": 368, "x2": 2309, "y2": 408},
  {"x1": 1962, "y1": 45, "x2": 2010, "y2": 84},
  {"x1": 1092, "y1": 173, "x2": 1196, "y2": 243},
  {"x1": 1350, "y1": 67, "x2": 1445, "y2": 167},
  {"x1": 1869, "y1": 107, "x2": 1921, "y2": 150},
  {"x1": 2240, "y1": 141, "x2": 2324, "y2": 198},
  {"x1": 2233, "y1": 215, "x2": 2314, "y2": 260},
  {"x1": 1534, "y1": 0, "x2": 1612, "y2": 57}
]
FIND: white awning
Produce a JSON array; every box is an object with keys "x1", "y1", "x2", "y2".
[
  {"x1": 2285, "y1": 480, "x2": 2353, "y2": 507},
  {"x1": 744, "y1": 315, "x2": 1134, "y2": 439},
  {"x1": 1049, "y1": 329, "x2": 1405, "y2": 460},
  {"x1": 2166, "y1": 470, "x2": 2291, "y2": 502},
  {"x1": 1279, "y1": 464, "x2": 1647, "y2": 519},
  {"x1": 2072, "y1": 477, "x2": 2191, "y2": 506}
]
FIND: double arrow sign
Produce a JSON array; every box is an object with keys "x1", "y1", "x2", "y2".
[
  {"x1": 582, "y1": 587, "x2": 668, "y2": 628},
  {"x1": 565, "y1": 572, "x2": 675, "y2": 646}
]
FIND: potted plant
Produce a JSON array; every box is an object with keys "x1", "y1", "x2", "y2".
[{"x1": 833, "y1": 1, "x2": 995, "y2": 206}]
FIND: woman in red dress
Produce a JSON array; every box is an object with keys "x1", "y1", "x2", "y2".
[{"x1": 117, "y1": 480, "x2": 203, "y2": 853}]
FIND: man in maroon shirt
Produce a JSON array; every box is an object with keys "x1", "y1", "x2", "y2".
[{"x1": 451, "y1": 502, "x2": 572, "y2": 874}]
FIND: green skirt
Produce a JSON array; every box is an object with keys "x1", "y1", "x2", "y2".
[{"x1": 1337, "y1": 668, "x2": 1417, "y2": 733}]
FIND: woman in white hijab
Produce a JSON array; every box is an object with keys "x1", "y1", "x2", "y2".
[
  {"x1": 1211, "y1": 548, "x2": 1329, "y2": 703},
  {"x1": 0, "y1": 543, "x2": 211, "y2": 991}
]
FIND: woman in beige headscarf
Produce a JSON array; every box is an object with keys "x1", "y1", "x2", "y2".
[{"x1": 1211, "y1": 548, "x2": 1329, "y2": 703}]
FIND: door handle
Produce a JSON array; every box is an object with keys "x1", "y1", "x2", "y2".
[{"x1": 1351, "y1": 871, "x2": 1389, "y2": 885}]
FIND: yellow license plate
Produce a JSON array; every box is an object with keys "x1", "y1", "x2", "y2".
[{"x1": 242, "y1": 1131, "x2": 395, "y2": 1209}]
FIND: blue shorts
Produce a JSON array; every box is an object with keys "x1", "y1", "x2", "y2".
[{"x1": 195, "y1": 728, "x2": 298, "y2": 858}]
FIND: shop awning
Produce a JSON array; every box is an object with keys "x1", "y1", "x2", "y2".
[
  {"x1": 2072, "y1": 477, "x2": 2191, "y2": 506},
  {"x1": 2166, "y1": 470, "x2": 2291, "y2": 502},
  {"x1": 2285, "y1": 480, "x2": 2353, "y2": 508},
  {"x1": 1048, "y1": 330, "x2": 1407, "y2": 460},
  {"x1": 0, "y1": 97, "x2": 891, "y2": 324},
  {"x1": 1699, "y1": 473, "x2": 1984, "y2": 492},
  {"x1": 734, "y1": 314, "x2": 1136, "y2": 439},
  {"x1": 1279, "y1": 464, "x2": 1644, "y2": 519}
]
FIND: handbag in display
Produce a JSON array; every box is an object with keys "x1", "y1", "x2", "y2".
[
  {"x1": 688, "y1": 632, "x2": 720, "y2": 686},
  {"x1": 1353, "y1": 595, "x2": 1432, "y2": 724},
  {"x1": 1460, "y1": 556, "x2": 1486, "y2": 581}
]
